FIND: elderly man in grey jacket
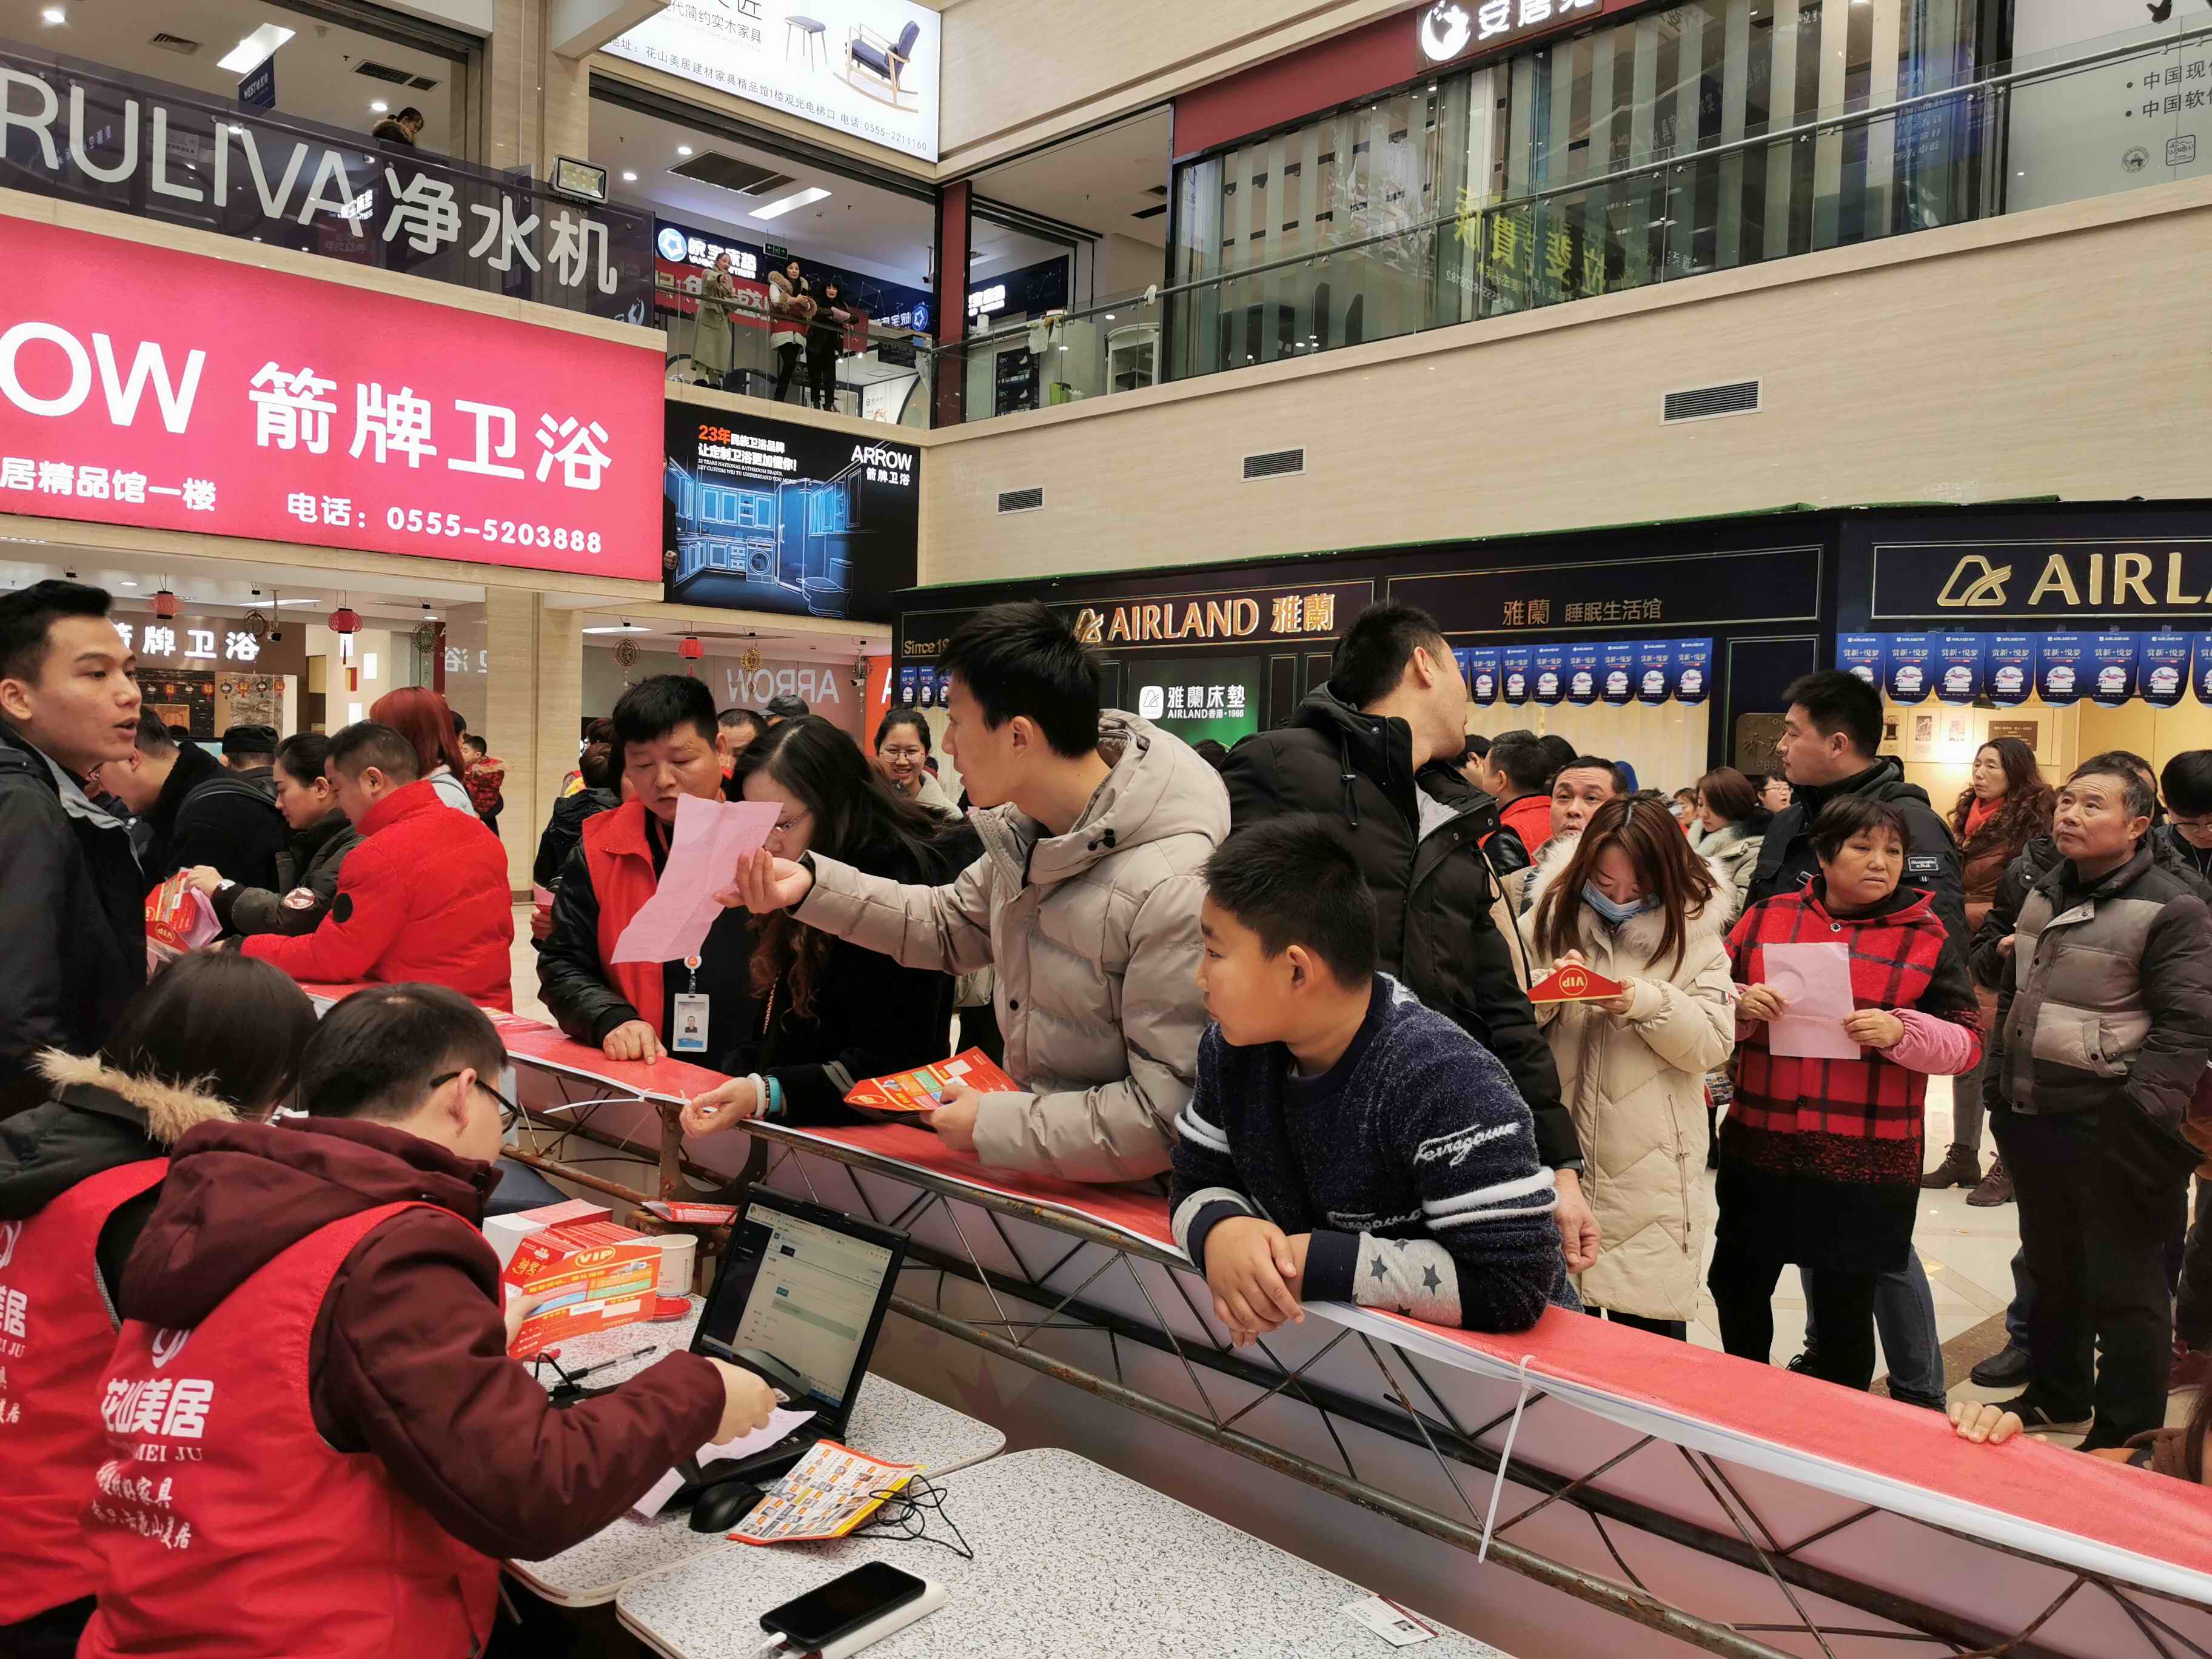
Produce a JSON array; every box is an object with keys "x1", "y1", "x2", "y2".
[
  {"x1": 720, "y1": 603, "x2": 1225, "y2": 1184},
  {"x1": 1988, "y1": 757, "x2": 2212, "y2": 1449}
]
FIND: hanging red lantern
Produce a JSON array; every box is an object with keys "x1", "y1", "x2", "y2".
[
  {"x1": 677, "y1": 636, "x2": 704, "y2": 661},
  {"x1": 150, "y1": 588, "x2": 180, "y2": 620},
  {"x1": 327, "y1": 606, "x2": 362, "y2": 635}
]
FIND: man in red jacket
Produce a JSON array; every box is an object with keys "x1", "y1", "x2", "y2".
[
  {"x1": 76, "y1": 984, "x2": 773, "y2": 1659},
  {"x1": 243, "y1": 721, "x2": 515, "y2": 1008}
]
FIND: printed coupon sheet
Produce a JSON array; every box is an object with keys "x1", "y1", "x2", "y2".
[
  {"x1": 843, "y1": 1048, "x2": 1018, "y2": 1117},
  {"x1": 729, "y1": 1441, "x2": 916, "y2": 1545}
]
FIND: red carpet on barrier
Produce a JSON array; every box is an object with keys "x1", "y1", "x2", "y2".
[{"x1": 297, "y1": 985, "x2": 2212, "y2": 1598}]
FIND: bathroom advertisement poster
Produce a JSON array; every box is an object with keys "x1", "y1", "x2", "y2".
[{"x1": 663, "y1": 401, "x2": 919, "y2": 621}]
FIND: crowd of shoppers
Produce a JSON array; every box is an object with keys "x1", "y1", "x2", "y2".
[{"x1": 9, "y1": 563, "x2": 2212, "y2": 1657}]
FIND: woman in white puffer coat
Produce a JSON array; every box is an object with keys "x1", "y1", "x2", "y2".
[{"x1": 1522, "y1": 794, "x2": 1736, "y2": 1338}]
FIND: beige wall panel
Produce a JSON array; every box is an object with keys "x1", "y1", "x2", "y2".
[
  {"x1": 940, "y1": 0, "x2": 1410, "y2": 168},
  {"x1": 918, "y1": 181, "x2": 2212, "y2": 587}
]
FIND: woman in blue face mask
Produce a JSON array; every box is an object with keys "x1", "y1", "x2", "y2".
[{"x1": 1523, "y1": 794, "x2": 1737, "y2": 1339}]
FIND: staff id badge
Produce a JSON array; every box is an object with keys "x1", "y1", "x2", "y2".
[{"x1": 672, "y1": 959, "x2": 710, "y2": 1054}]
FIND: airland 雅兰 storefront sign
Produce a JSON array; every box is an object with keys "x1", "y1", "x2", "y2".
[{"x1": 1872, "y1": 541, "x2": 2212, "y2": 621}]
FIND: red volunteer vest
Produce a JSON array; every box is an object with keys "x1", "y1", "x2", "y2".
[
  {"x1": 583, "y1": 799, "x2": 665, "y2": 1036},
  {"x1": 0, "y1": 1159, "x2": 167, "y2": 1621},
  {"x1": 77, "y1": 1202, "x2": 501, "y2": 1659}
]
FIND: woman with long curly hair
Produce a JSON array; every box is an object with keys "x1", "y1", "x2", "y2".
[
  {"x1": 1924, "y1": 736, "x2": 2054, "y2": 1202},
  {"x1": 679, "y1": 716, "x2": 980, "y2": 1131}
]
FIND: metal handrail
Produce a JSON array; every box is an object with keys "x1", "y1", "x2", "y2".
[{"x1": 940, "y1": 19, "x2": 2212, "y2": 357}]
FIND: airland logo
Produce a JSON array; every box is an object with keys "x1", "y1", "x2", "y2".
[
  {"x1": 1928, "y1": 549, "x2": 2212, "y2": 612},
  {"x1": 150, "y1": 1328, "x2": 193, "y2": 1369}
]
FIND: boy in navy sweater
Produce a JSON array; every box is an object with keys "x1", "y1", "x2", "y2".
[{"x1": 1171, "y1": 816, "x2": 1574, "y2": 1341}]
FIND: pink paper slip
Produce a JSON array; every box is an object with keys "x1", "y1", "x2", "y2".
[
  {"x1": 1761, "y1": 941, "x2": 1862, "y2": 1060},
  {"x1": 610, "y1": 794, "x2": 778, "y2": 965}
]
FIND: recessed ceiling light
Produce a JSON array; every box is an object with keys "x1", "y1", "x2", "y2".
[
  {"x1": 622, "y1": 170, "x2": 638, "y2": 182},
  {"x1": 40, "y1": 6, "x2": 64, "y2": 24},
  {"x1": 227, "y1": 124, "x2": 245, "y2": 135},
  {"x1": 119, "y1": 578, "x2": 136, "y2": 586},
  {"x1": 677, "y1": 145, "x2": 693, "y2": 156},
  {"x1": 369, "y1": 100, "x2": 389, "y2": 113},
  {"x1": 216, "y1": 22, "x2": 292, "y2": 73},
  {"x1": 750, "y1": 186, "x2": 831, "y2": 222}
]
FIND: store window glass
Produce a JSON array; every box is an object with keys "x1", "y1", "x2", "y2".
[
  {"x1": 1490, "y1": 0, "x2": 1985, "y2": 310},
  {"x1": 1166, "y1": 79, "x2": 1479, "y2": 380},
  {"x1": 1165, "y1": 0, "x2": 1987, "y2": 366}
]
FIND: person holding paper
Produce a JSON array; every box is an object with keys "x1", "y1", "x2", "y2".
[
  {"x1": 1708, "y1": 797, "x2": 1980, "y2": 1397},
  {"x1": 184, "y1": 732, "x2": 362, "y2": 939},
  {"x1": 674, "y1": 716, "x2": 979, "y2": 1130},
  {"x1": 719, "y1": 602, "x2": 1225, "y2": 1184},
  {"x1": 1522, "y1": 796, "x2": 1735, "y2": 1340},
  {"x1": 541, "y1": 676, "x2": 760, "y2": 1065},
  {"x1": 72, "y1": 984, "x2": 775, "y2": 1658},
  {"x1": 240, "y1": 723, "x2": 513, "y2": 1010}
]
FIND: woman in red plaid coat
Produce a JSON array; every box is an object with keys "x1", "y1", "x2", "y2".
[{"x1": 1710, "y1": 796, "x2": 1982, "y2": 1395}]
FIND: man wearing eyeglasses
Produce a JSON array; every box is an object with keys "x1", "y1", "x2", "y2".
[
  {"x1": 76, "y1": 983, "x2": 776, "y2": 1657},
  {"x1": 540, "y1": 675, "x2": 758, "y2": 1067}
]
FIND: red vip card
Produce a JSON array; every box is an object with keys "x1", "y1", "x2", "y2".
[
  {"x1": 1528, "y1": 962, "x2": 1626, "y2": 1005},
  {"x1": 843, "y1": 1049, "x2": 1019, "y2": 1118}
]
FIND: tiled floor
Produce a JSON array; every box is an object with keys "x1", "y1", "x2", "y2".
[{"x1": 506, "y1": 905, "x2": 2193, "y2": 1433}]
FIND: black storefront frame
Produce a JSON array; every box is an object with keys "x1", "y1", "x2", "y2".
[{"x1": 896, "y1": 500, "x2": 2212, "y2": 777}]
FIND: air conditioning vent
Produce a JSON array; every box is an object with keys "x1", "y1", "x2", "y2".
[
  {"x1": 408, "y1": 75, "x2": 440, "y2": 90},
  {"x1": 354, "y1": 59, "x2": 418, "y2": 85},
  {"x1": 996, "y1": 488, "x2": 1045, "y2": 515},
  {"x1": 1663, "y1": 380, "x2": 1761, "y2": 423},
  {"x1": 1130, "y1": 203, "x2": 1167, "y2": 221},
  {"x1": 148, "y1": 32, "x2": 202, "y2": 55},
  {"x1": 1242, "y1": 447, "x2": 1305, "y2": 481},
  {"x1": 671, "y1": 152, "x2": 799, "y2": 196}
]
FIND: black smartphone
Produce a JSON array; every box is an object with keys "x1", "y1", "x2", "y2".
[{"x1": 759, "y1": 1561, "x2": 928, "y2": 1648}]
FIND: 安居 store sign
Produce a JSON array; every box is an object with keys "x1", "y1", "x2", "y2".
[
  {"x1": 1415, "y1": 0, "x2": 1648, "y2": 69},
  {"x1": 0, "y1": 218, "x2": 662, "y2": 582}
]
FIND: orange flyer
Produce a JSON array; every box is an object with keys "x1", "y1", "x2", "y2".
[
  {"x1": 843, "y1": 1048, "x2": 1018, "y2": 1114},
  {"x1": 501, "y1": 1218, "x2": 662, "y2": 1357},
  {"x1": 1528, "y1": 962, "x2": 1627, "y2": 1005}
]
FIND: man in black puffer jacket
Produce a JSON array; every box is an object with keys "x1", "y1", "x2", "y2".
[
  {"x1": 1218, "y1": 603, "x2": 1596, "y2": 1273},
  {"x1": 104, "y1": 709, "x2": 286, "y2": 891},
  {"x1": 1745, "y1": 671, "x2": 1966, "y2": 950}
]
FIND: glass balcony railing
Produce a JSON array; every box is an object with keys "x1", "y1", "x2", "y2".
[
  {"x1": 928, "y1": 17, "x2": 2212, "y2": 423},
  {"x1": 0, "y1": 39, "x2": 654, "y2": 324},
  {"x1": 660, "y1": 310, "x2": 935, "y2": 432}
]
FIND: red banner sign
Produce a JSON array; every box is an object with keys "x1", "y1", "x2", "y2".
[{"x1": 0, "y1": 218, "x2": 662, "y2": 581}]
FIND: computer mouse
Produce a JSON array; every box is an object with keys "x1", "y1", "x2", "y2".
[{"x1": 688, "y1": 1480, "x2": 761, "y2": 1535}]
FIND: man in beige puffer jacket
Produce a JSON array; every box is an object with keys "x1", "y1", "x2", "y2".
[{"x1": 723, "y1": 603, "x2": 1227, "y2": 1184}]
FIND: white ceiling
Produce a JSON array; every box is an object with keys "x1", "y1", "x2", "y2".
[
  {"x1": 5, "y1": 0, "x2": 458, "y2": 149},
  {"x1": 972, "y1": 106, "x2": 1173, "y2": 250},
  {"x1": 0, "y1": 540, "x2": 481, "y2": 623},
  {"x1": 591, "y1": 93, "x2": 1068, "y2": 293}
]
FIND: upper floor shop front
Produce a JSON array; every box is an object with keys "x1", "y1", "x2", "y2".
[{"x1": 7, "y1": 0, "x2": 2209, "y2": 434}]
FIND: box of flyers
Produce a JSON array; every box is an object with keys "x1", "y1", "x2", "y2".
[{"x1": 501, "y1": 1217, "x2": 662, "y2": 1357}]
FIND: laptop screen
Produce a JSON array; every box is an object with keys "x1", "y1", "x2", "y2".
[{"x1": 695, "y1": 1192, "x2": 899, "y2": 1410}]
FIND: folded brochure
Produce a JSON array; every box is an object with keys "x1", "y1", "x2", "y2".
[
  {"x1": 1527, "y1": 962, "x2": 1626, "y2": 1005},
  {"x1": 730, "y1": 1439, "x2": 916, "y2": 1544},
  {"x1": 843, "y1": 1048, "x2": 1018, "y2": 1114}
]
